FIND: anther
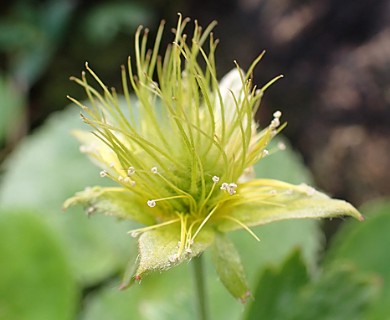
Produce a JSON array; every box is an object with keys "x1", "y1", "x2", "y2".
[
  {"x1": 270, "y1": 118, "x2": 280, "y2": 128},
  {"x1": 262, "y1": 149, "x2": 269, "y2": 157},
  {"x1": 109, "y1": 162, "x2": 115, "y2": 168},
  {"x1": 100, "y1": 170, "x2": 108, "y2": 177},
  {"x1": 127, "y1": 166, "x2": 135, "y2": 175},
  {"x1": 227, "y1": 183, "x2": 238, "y2": 195},
  {"x1": 118, "y1": 176, "x2": 124, "y2": 182},
  {"x1": 147, "y1": 200, "x2": 156, "y2": 208},
  {"x1": 278, "y1": 142, "x2": 286, "y2": 150},
  {"x1": 130, "y1": 231, "x2": 139, "y2": 238},
  {"x1": 151, "y1": 167, "x2": 158, "y2": 174},
  {"x1": 220, "y1": 182, "x2": 229, "y2": 191},
  {"x1": 86, "y1": 207, "x2": 96, "y2": 215},
  {"x1": 273, "y1": 110, "x2": 282, "y2": 118},
  {"x1": 169, "y1": 253, "x2": 179, "y2": 263},
  {"x1": 212, "y1": 176, "x2": 220, "y2": 183}
]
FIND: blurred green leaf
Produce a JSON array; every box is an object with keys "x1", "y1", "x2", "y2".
[
  {"x1": 246, "y1": 250, "x2": 379, "y2": 320},
  {"x1": 324, "y1": 200, "x2": 390, "y2": 319},
  {"x1": 84, "y1": 3, "x2": 154, "y2": 44},
  {"x1": 0, "y1": 107, "x2": 135, "y2": 285},
  {"x1": 80, "y1": 265, "x2": 196, "y2": 320},
  {"x1": 292, "y1": 264, "x2": 379, "y2": 320},
  {"x1": 0, "y1": 75, "x2": 25, "y2": 143},
  {"x1": 245, "y1": 249, "x2": 309, "y2": 320},
  {"x1": 0, "y1": 0, "x2": 74, "y2": 85},
  {"x1": 0, "y1": 209, "x2": 78, "y2": 320}
]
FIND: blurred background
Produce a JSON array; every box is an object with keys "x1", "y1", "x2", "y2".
[{"x1": 1, "y1": 0, "x2": 390, "y2": 319}]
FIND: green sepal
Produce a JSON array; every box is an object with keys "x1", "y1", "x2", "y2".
[
  {"x1": 211, "y1": 232, "x2": 251, "y2": 302},
  {"x1": 218, "y1": 180, "x2": 363, "y2": 232},
  {"x1": 134, "y1": 224, "x2": 214, "y2": 279},
  {"x1": 63, "y1": 186, "x2": 155, "y2": 225}
]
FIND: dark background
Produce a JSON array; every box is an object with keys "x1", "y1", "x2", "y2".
[{"x1": 1, "y1": 0, "x2": 389, "y2": 207}]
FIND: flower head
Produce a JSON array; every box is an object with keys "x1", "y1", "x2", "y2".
[{"x1": 64, "y1": 15, "x2": 363, "y2": 301}]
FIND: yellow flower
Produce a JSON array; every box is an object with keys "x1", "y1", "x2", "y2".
[{"x1": 64, "y1": 15, "x2": 362, "y2": 301}]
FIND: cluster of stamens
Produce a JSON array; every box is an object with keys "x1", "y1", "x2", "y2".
[{"x1": 220, "y1": 182, "x2": 238, "y2": 195}]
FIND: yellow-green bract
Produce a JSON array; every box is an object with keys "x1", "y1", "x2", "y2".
[{"x1": 64, "y1": 15, "x2": 363, "y2": 302}]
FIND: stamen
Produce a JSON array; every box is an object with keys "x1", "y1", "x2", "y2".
[
  {"x1": 270, "y1": 118, "x2": 280, "y2": 128},
  {"x1": 147, "y1": 200, "x2": 156, "y2": 207},
  {"x1": 168, "y1": 253, "x2": 179, "y2": 263},
  {"x1": 277, "y1": 142, "x2": 286, "y2": 150},
  {"x1": 128, "y1": 218, "x2": 180, "y2": 237},
  {"x1": 227, "y1": 183, "x2": 237, "y2": 195},
  {"x1": 191, "y1": 204, "x2": 220, "y2": 242},
  {"x1": 270, "y1": 111, "x2": 282, "y2": 129},
  {"x1": 127, "y1": 166, "x2": 136, "y2": 175},
  {"x1": 122, "y1": 177, "x2": 136, "y2": 186},
  {"x1": 198, "y1": 175, "x2": 221, "y2": 214},
  {"x1": 86, "y1": 206, "x2": 96, "y2": 215},
  {"x1": 273, "y1": 110, "x2": 282, "y2": 118},
  {"x1": 146, "y1": 195, "x2": 189, "y2": 208},
  {"x1": 100, "y1": 170, "x2": 108, "y2": 177},
  {"x1": 222, "y1": 216, "x2": 260, "y2": 242},
  {"x1": 220, "y1": 182, "x2": 229, "y2": 191}
]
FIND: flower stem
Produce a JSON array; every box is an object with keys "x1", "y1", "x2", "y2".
[{"x1": 193, "y1": 255, "x2": 209, "y2": 320}]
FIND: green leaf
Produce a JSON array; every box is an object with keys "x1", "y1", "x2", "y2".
[
  {"x1": 211, "y1": 233, "x2": 250, "y2": 302},
  {"x1": 245, "y1": 249, "x2": 309, "y2": 320},
  {"x1": 290, "y1": 264, "x2": 379, "y2": 320},
  {"x1": 135, "y1": 224, "x2": 214, "y2": 279},
  {"x1": 245, "y1": 250, "x2": 379, "y2": 320},
  {"x1": 0, "y1": 210, "x2": 78, "y2": 320},
  {"x1": 324, "y1": 200, "x2": 390, "y2": 319},
  {"x1": 0, "y1": 107, "x2": 134, "y2": 285},
  {"x1": 64, "y1": 186, "x2": 155, "y2": 225}
]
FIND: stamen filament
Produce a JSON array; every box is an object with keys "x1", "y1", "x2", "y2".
[
  {"x1": 191, "y1": 204, "x2": 219, "y2": 242},
  {"x1": 128, "y1": 218, "x2": 180, "y2": 237},
  {"x1": 221, "y1": 216, "x2": 260, "y2": 242}
]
